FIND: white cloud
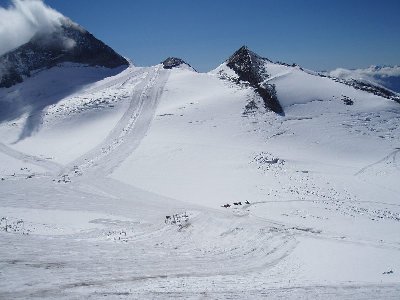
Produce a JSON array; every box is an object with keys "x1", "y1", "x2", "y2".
[
  {"x1": 329, "y1": 66, "x2": 400, "y2": 80},
  {"x1": 0, "y1": 0, "x2": 66, "y2": 56},
  {"x1": 329, "y1": 65, "x2": 400, "y2": 93}
]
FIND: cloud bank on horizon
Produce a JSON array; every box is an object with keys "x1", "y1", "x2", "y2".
[
  {"x1": 0, "y1": 0, "x2": 66, "y2": 56},
  {"x1": 329, "y1": 65, "x2": 400, "y2": 93},
  {"x1": 330, "y1": 65, "x2": 400, "y2": 79}
]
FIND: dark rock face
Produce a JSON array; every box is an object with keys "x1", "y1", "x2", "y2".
[
  {"x1": 162, "y1": 57, "x2": 194, "y2": 70},
  {"x1": 227, "y1": 46, "x2": 270, "y2": 84},
  {"x1": 226, "y1": 46, "x2": 284, "y2": 115},
  {"x1": 0, "y1": 20, "x2": 129, "y2": 88}
]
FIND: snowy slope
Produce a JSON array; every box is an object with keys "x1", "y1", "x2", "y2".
[
  {"x1": 1, "y1": 46, "x2": 400, "y2": 299},
  {"x1": 110, "y1": 51, "x2": 400, "y2": 295}
]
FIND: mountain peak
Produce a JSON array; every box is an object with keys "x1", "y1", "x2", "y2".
[
  {"x1": 0, "y1": 20, "x2": 129, "y2": 88},
  {"x1": 228, "y1": 46, "x2": 271, "y2": 67},
  {"x1": 231, "y1": 45, "x2": 255, "y2": 57},
  {"x1": 226, "y1": 46, "x2": 272, "y2": 84},
  {"x1": 225, "y1": 47, "x2": 283, "y2": 114},
  {"x1": 235, "y1": 45, "x2": 251, "y2": 54},
  {"x1": 162, "y1": 57, "x2": 195, "y2": 71}
]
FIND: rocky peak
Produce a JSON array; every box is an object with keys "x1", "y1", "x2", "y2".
[
  {"x1": 226, "y1": 46, "x2": 283, "y2": 114},
  {"x1": 0, "y1": 20, "x2": 129, "y2": 88},
  {"x1": 162, "y1": 57, "x2": 194, "y2": 70},
  {"x1": 227, "y1": 46, "x2": 272, "y2": 83}
]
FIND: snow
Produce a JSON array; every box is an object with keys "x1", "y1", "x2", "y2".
[
  {"x1": 112, "y1": 68, "x2": 266, "y2": 207},
  {"x1": 1, "y1": 59, "x2": 400, "y2": 298},
  {"x1": 262, "y1": 62, "x2": 396, "y2": 108},
  {"x1": 0, "y1": 151, "x2": 46, "y2": 178},
  {"x1": 210, "y1": 62, "x2": 240, "y2": 79},
  {"x1": 0, "y1": 64, "x2": 142, "y2": 164}
]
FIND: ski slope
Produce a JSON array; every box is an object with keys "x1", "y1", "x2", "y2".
[{"x1": 1, "y1": 61, "x2": 400, "y2": 299}]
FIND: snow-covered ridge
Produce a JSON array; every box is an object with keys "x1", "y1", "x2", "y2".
[{"x1": 212, "y1": 46, "x2": 400, "y2": 114}]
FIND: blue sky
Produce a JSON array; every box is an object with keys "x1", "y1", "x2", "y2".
[{"x1": 2, "y1": 0, "x2": 400, "y2": 72}]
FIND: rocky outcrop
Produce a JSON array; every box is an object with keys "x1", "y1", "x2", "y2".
[
  {"x1": 226, "y1": 46, "x2": 284, "y2": 114},
  {"x1": 162, "y1": 57, "x2": 195, "y2": 71},
  {"x1": 0, "y1": 20, "x2": 129, "y2": 88}
]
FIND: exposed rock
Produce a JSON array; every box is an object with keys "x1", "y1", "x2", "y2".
[
  {"x1": 162, "y1": 57, "x2": 194, "y2": 70},
  {"x1": 0, "y1": 20, "x2": 129, "y2": 88},
  {"x1": 226, "y1": 46, "x2": 284, "y2": 114}
]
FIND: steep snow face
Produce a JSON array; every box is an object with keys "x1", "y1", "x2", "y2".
[
  {"x1": 329, "y1": 65, "x2": 400, "y2": 94},
  {"x1": 0, "y1": 19, "x2": 129, "y2": 88}
]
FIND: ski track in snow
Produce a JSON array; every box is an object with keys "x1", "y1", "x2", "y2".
[
  {"x1": 1, "y1": 64, "x2": 400, "y2": 298},
  {"x1": 61, "y1": 65, "x2": 168, "y2": 178},
  {"x1": 355, "y1": 148, "x2": 400, "y2": 175},
  {"x1": 0, "y1": 142, "x2": 62, "y2": 174},
  {"x1": 0, "y1": 66, "x2": 300, "y2": 298}
]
